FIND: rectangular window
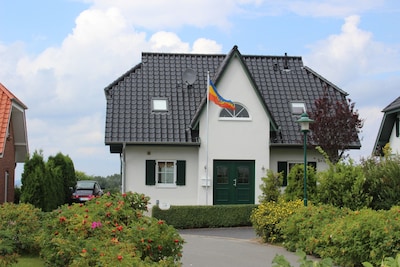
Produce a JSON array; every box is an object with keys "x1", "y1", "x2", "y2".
[
  {"x1": 291, "y1": 102, "x2": 306, "y2": 115},
  {"x1": 157, "y1": 160, "x2": 175, "y2": 185},
  {"x1": 146, "y1": 160, "x2": 186, "y2": 187},
  {"x1": 152, "y1": 98, "x2": 168, "y2": 112},
  {"x1": 278, "y1": 161, "x2": 316, "y2": 187}
]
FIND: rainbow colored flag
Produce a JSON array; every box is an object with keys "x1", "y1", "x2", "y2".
[{"x1": 208, "y1": 81, "x2": 235, "y2": 110}]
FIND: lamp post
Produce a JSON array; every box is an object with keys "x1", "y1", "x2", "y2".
[{"x1": 296, "y1": 112, "x2": 314, "y2": 206}]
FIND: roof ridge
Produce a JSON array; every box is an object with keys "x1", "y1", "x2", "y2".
[{"x1": 0, "y1": 83, "x2": 28, "y2": 109}]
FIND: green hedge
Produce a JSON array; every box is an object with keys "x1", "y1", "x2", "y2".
[{"x1": 152, "y1": 204, "x2": 258, "y2": 229}]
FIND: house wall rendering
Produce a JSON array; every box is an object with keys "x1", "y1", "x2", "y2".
[
  {"x1": 197, "y1": 55, "x2": 270, "y2": 205},
  {"x1": 388, "y1": 114, "x2": 400, "y2": 154},
  {"x1": 125, "y1": 146, "x2": 199, "y2": 205}
]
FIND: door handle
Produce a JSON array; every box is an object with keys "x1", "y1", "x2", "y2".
[{"x1": 233, "y1": 179, "x2": 237, "y2": 187}]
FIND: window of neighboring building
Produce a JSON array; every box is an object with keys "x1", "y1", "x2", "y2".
[
  {"x1": 219, "y1": 103, "x2": 250, "y2": 119},
  {"x1": 145, "y1": 160, "x2": 186, "y2": 187},
  {"x1": 291, "y1": 102, "x2": 306, "y2": 115},
  {"x1": 152, "y1": 98, "x2": 168, "y2": 112}
]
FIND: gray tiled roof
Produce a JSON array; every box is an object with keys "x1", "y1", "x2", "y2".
[
  {"x1": 104, "y1": 46, "x2": 353, "y2": 151},
  {"x1": 382, "y1": 96, "x2": 400, "y2": 113}
]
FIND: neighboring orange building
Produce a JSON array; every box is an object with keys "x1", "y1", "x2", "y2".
[{"x1": 0, "y1": 83, "x2": 28, "y2": 203}]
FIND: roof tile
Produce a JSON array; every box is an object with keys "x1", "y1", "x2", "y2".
[{"x1": 104, "y1": 47, "x2": 354, "y2": 147}]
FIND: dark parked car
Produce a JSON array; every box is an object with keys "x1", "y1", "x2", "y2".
[{"x1": 71, "y1": 180, "x2": 103, "y2": 202}]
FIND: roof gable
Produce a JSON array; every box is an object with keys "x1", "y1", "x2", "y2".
[
  {"x1": 373, "y1": 96, "x2": 400, "y2": 155},
  {"x1": 0, "y1": 83, "x2": 28, "y2": 160},
  {"x1": 190, "y1": 46, "x2": 278, "y2": 131},
  {"x1": 104, "y1": 46, "x2": 353, "y2": 149}
]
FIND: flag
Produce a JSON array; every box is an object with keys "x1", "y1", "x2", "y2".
[{"x1": 208, "y1": 80, "x2": 235, "y2": 110}]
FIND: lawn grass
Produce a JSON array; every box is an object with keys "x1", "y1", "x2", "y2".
[{"x1": 13, "y1": 256, "x2": 45, "y2": 267}]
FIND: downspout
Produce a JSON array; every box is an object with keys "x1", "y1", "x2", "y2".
[
  {"x1": 4, "y1": 171, "x2": 9, "y2": 202},
  {"x1": 120, "y1": 143, "x2": 126, "y2": 193}
]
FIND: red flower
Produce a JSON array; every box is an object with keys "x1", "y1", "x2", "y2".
[
  {"x1": 59, "y1": 216, "x2": 66, "y2": 223},
  {"x1": 174, "y1": 239, "x2": 180, "y2": 244},
  {"x1": 157, "y1": 220, "x2": 164, "y2": 225},
  {"x1": 82, "y1": 249, "x2": 87, "y2": 253},
  {"x1": 117, "y1": 255, "x2": 123, "y2": 261},
  {"x1": 116, "y1": 225, "x2": 123, "y2": 231}
]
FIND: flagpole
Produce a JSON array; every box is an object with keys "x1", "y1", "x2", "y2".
[{"x1": 205, "y1": 71, "x2": 210, "y2": 205}]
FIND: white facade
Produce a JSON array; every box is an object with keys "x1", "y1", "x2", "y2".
[
  {"x1": 270, "y1": 147, "x2": 329, "y2": 173},
  {"x1": 197, "y1": 55, "x2": 270, "y2": 205},
  {"x1": 121, "y1": 55, "x2": 333, "y2": 206},
  {"x1": 124, "y1": 146, "x2": 199, "y2": 206},
  {"x1": 388, "y1": 114, "x2": 400, "y2": 155}
]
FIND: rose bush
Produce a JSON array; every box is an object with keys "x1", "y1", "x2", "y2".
[{"x1": 38, "y1": 192, "x2": 184, "y2": 266}]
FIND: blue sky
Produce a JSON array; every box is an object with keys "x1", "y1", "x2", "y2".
[{"x1": 1, "y1": 0, "x2": 400, "y2": 183}]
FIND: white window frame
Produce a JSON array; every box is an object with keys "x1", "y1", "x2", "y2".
[
  {"x1": 291, "y1": 102, "x2": 306, "y2": 115},
  {"x1": 152, "y1": 98, "x2": 168, "y2": 112},
  {"x1": 219, "y1": 103, "x2": 251, "y2": 121},
  {"x1": 156, "y1": 160, "x2": 177, "y2": 188}
]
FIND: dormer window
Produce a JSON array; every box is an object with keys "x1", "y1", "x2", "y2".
[
  {"x1": 152, "y1": 98, "x2": 168, "y2": 112},
  {"x1": 291, "y1": 102, "x2": 306, "y2": 115}
]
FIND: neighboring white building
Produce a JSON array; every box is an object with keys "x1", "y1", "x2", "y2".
[
  {"x1": 374, "y1": 96, "x2": 400, "y2": 156},
  {"x1": 104, "y1": 46, "x2": 360, "y2": 206}
]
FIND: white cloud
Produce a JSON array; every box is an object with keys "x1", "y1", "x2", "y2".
[
  {"x1": 192, "y1": 39, "x2": 223, "y2": 54},
  {"x1": 304, "y1": 15, "x2": 400, "y2": 159},
  {"x1": 4, "y1": 3, "x2": 225, "y2": 179},
  {"x1": 305, "y1": 15, "x2": 400, "y2": 86}
]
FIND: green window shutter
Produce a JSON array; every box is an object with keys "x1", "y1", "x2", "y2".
[
  {"x1": 176, "y1": 160, "x2": 186, "y2": 186},
  {"x1": 145, "y1": 160, "x2": 156, "y2": 185},
  {"x1": 277, "y1": 161, "x2": 288, "y2": 186}
]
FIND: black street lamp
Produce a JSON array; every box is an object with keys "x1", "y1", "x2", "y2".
[{"x1": 296, "y1": 112, "x2": 314, "y2": 206}]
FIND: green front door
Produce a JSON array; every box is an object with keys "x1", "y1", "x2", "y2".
[{"x1": 213, "y1": 160, "x2": 255, "y2": 205}]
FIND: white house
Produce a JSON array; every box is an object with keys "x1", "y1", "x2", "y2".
[
  {"x1": 373, "y1": 96, "x2": 400, "y2": 156},
  {"x1": 104, "y1": 46, "x2": 360, "y2": 206}
]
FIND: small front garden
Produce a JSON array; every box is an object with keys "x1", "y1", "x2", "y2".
[
  {"x1": 0, "y1": 192, "x2": 183, "y2": 266},
  {"x1": 251, "y1": 150, "x2": 400, "y2": 266}
]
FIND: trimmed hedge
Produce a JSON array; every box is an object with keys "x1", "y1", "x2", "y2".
[{"x1": 152, "y1": 204, "x2": 258, "y2": 229}]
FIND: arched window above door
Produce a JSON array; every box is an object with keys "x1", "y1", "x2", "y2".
[{"x1": 219, "y1": 103, "x2": 250, "y2": 120}]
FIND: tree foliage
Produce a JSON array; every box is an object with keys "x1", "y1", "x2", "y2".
[
  {"x1": 309, "y1": 89, "x2": 363, "y2": 163},
  {"x1": 21, "y1": 151, "x2": 76, "y2": 211},
  {"x1": 20, "y1": 150, "x2": 46, "y2": 208},
  {"x1": 48, "y1": 153, "x2": 76, "y2": 204}
]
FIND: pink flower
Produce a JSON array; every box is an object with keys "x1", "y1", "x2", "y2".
[{"x1": 91, "y1": 221, "x2": 102, "y2": 229}]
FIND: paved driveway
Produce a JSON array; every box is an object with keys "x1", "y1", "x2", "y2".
[{"x1": 179, "y1": 227, "x2": 307, "y2": 267}]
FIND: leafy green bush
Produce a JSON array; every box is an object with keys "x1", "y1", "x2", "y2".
[
  {"x1": 0, "y1": 203, "x2": 42, "y2": 266},
  {"x1": 280, "y1": 204, "x2": 350, "y2": 255},
  {"x1": 38, "y1": 192, "x2": 183, "y2": 266},
  {"x1": 284, "y1": 164, "x2": 317, "y2": 202},
  {"x1": 317, "y1": 158, "x2": 371, "y2": 210},
  {"x1": 316, "y1": 208, "x2": 400, "y2": 266},
  {"x1": 250, "y1": 198, "x2": 303, "y2": 243},
  {"x1": 361, "y1": 156, "x2": 400, "y2": 210},
  {"x1": 152, "y1": 204, "x2": 257, "y2": 229},
  {"x1": 259, "y1": 170, "x2": 282, "y2": 203},
  {"x1": 0, "y1": 203, "x2": 42, "y2": 255}
]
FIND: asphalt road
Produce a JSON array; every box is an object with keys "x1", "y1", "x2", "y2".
[{"x1": 179, "y1": 227, "x2": 307, "y2": 267}]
